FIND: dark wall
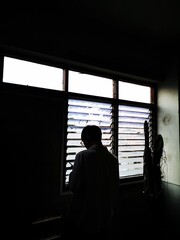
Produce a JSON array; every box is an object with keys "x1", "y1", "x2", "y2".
[
  {"x1": 1, "y1": 2, "x2": 174, "y2": 82},
  {"x1": 1, "y1": 85, "x2": 66, "y2": 228}
]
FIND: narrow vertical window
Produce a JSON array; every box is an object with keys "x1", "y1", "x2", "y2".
[
  {"x1": 118, "y1": 105, "x2": 152, "y2": 178},
  {"x1": 118, "y1": 81, "x2": 153, "y2": 178}
]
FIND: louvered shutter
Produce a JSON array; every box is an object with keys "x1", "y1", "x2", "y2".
[
  {"x1": 118, "y1": 105, "x2": 152, "y2": 178},
  {"x1": 65, "y1": 99, "x2": 113, "y2": 184}
]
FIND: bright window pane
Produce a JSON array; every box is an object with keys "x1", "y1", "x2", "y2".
[
  {"x1": 3, "y1": 57, "x2": 63, "y2": 91},
  {"x1": 65, "y1": 99, "x2": 113, "y2": 184},
  {"x1": 118, "y1": 105, "x2": 152, "y2": 178},
  {"x1": 119, "y1": 81, "x2": 151, "y2": 103},
  {"x1": 68, "y1": 71, "x2": 113, "y2": 98}
]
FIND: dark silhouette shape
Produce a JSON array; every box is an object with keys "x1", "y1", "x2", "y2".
[
  {"x1": 143, "y1": 121, "x2": 164, "y2": 196},
  {"x1": 61, "y1": 125, "x2": 119, "y2": 240}
]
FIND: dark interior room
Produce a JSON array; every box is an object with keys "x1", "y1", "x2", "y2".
[{"x1": 1, "y1": 1, "x2": 180, "y2": 239}]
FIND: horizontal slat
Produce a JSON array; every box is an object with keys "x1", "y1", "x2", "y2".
[
  {"x1": 67, "y1": 147, "x2": 84, "y2": 154},
  {"x1": 68, "y1": 120, "x2": 112, "y2": 126},
  {"x1": 120, "y1": 162, "x2": 143, "y2": 169},
  {"x1": 118, "y1": 128, "x2": 144, "y2": 134},
  {"x1": 120, "y1": 157, "x2": 143, "y2": 164},
  {"x1": 69, "y1": 99, "x2": 112, "y2": 108},
  {"x1": 119, "y1": 169, "x2": 143, "y2": 177},
  {"x1": 119, "y1": 117, "x2": 148, "y2": 124},
  {"x1": 119, "y1": 146, "x2": 144, "y2": 151},
  {"x1": 119, "y1": 123, "x2": 144, "y2": 128},
  {"x1": 119, "y1": 105, "x2": 150, "y2": 113},
  {"x1": 119, "y1": 110, "x2": 149, "y2": 118},
  {"x1": 68, "y1": 108, "x2": 112, "y2": 116},
  {"x1": 119, "y1": 140, "x2": 145, "y2": 145},
  {"x1": 119, "y1": 124, "x2": 147, "y2": 130},
  {"x1": 119, "y1": 134, "x2": 144, "y2": 139},
  {"x1": 68, "y1": 113, "x2": 111, "y2": 119},
  {"x1": 67, "y1": 133, "x2": 81, "y2": 139},
  {"x1": 67, "y1": 126, "x2": 83, "y2": 133},
  {"x1": 66, "y1": 154, "x2": 76, "y2": 160},
  {"x1": 118, "y1": 151, "x2": 144, "y2": 157}
]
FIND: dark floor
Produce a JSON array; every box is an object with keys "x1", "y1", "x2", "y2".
[
  {"x1": 31, "y1": 181, "x2": 180, "y2": 240},
  {"x1": 114, "y1": 181, "x2": 180, "y2": 239}
]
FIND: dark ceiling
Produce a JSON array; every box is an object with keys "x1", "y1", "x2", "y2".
[{"x1": 1, "y1": 0, "x2": 180, "y2": 81}]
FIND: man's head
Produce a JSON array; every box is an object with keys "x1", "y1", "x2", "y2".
[{"x1": 81, "y1": 125, "x2": 102, "y2": 148}]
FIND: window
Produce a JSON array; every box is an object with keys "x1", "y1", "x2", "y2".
[
  {"x1": 118, "y1": 105, "x2": 152, "y2": 177},
  {"x1": 2, "y1": 56, "x2": 154, "y2": 187},
  {"x1": 118, "y1": 81, "x2": 151, "y2": 103},
  {"x1": 66, "y1": 99, "x2": 113, "y2": 184},
  {"x1": 3, "y1": 57, "x2": 64, "y2": 90},
  {"x1": 65, "y1": 71, "x2": 154, "y2": 186},
  {"x1": 68, "y1": 71, "x2": 113, "y2": 98}
]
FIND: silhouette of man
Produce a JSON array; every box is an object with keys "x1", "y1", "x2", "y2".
[{"x1": 66, "y1": 125, "x2": 119, "y2": 240}]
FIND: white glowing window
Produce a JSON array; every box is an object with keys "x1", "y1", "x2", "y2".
[
  {"x1": 68, "y1": 71, "x2": 113, "y2": 98},
  {"x1": 119, "y1": 81, "x2": 151, "y2": 103},
  {"x1": 3, "y1": 57, "x2": 63, "y2": 91}
]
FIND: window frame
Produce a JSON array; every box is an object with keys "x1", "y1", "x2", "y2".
[
  {"x1": 64, "y1": 73, "x2": 156, "y2": 189},
  {"x1": 0, "y1": 52, "x2": 157, "y2": 191}
]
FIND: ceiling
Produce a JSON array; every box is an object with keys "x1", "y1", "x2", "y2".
[{"x1": 1, "y1": 0, "x2": 180, "y2": 81}]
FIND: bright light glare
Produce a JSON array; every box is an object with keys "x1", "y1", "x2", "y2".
[
  {"x1": 119, "y1": 81, "x2": 151, "y2": 103},
  {"x1": 68, "y1": 71, "x2": 113, "y2": 98},
  {"x1": 3, "y1": 57, "x2": 63, "y2": 90}
]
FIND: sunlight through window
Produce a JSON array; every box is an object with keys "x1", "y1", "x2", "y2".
[
  {"x1": 3, "y1": 57, "x2": 63, "y2": 90},
  {"x1": 119, "y1": 81, "x2": 151, "y2": 103},
  {"x1": 68, "y1": 71, "x2": 113, "y2": 98}
]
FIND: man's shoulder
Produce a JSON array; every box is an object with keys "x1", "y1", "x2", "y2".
[
  {"x1": 76, "y1": 147, "x2": 97, "y2": 159},
  {"x1": 76, "y1": 149, "x2": 87, "y2": 156},
  {"x1": 76, "y1": 149, "x2": 90, "y2": 157}
]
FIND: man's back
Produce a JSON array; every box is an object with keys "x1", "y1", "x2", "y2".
[{"x1": 69, "y1": 144, "x2": 119, "y2": 234}]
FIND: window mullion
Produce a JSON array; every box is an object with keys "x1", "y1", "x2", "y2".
[
  {"x1": 112, "y1": 79, "x2": 119, "y2": 157},
  {"x1": 63, "y1": 69, "x2": 68, "y2": 92}
]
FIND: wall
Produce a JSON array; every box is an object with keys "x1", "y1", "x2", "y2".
[
  {"x1": 157, "y1": 77, "x2": 180, "y2": 185},
  {"x1": 1, "y1": 84, "x2": 66, "y2": 237}
]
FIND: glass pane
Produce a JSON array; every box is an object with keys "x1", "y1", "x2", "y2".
[
  {"x1": 68, "y1": 71, "x2": 113, "y2": 98},
  {"x1": 119, "y1": 81, "x2": 151, "y2": 103},
  {"x1": 3, "y1": 57, "x2": 63, "y2": 91},
  {"x1": 65, "y1": 99, "x2": 113, "y2": 184},
  {"x1": 118, "y1": 105, "x2": 152, "y2": 178}
]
